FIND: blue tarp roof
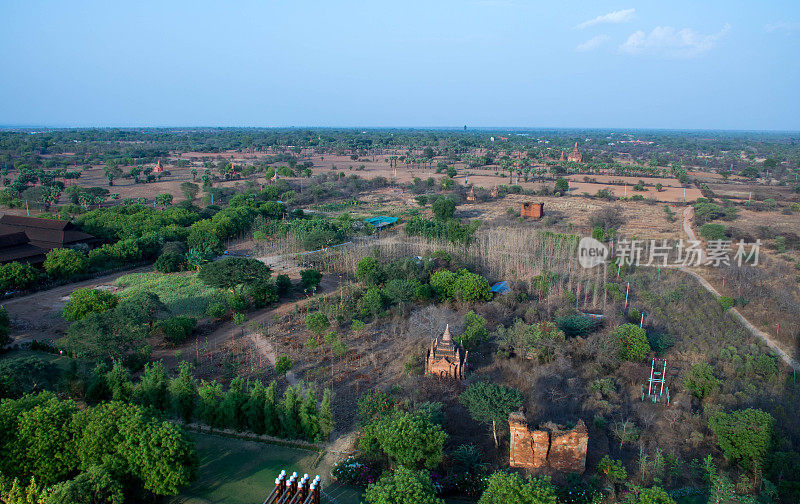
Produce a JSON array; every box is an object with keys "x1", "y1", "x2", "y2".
[
  {"x1": 490, "y1": 281, "x2": 512, "y2": 294},
  {"x1": 364, "y1": 216, "x2": 399, "y2": 228}
]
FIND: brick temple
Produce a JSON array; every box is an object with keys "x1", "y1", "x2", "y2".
[
  {"x1": 567, "y1": 142, "x2": 583, "y2": 163},
  {"x1": 509, "y1": 411, "x2": 588, "y2": 473},
  {"x1": 424, "y1": 325, "x2": 468, "y2": 379},
  {"x1": 466, "y1": 186, "x2": 477, "y2": 202}
]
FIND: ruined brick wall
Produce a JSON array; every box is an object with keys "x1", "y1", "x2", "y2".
[
  {"x1": 520, "y1": 202, "x2": 544, "y2": 219},
  {"x1": 509, "y1": 413, "x2": 588, "y2": 474}
]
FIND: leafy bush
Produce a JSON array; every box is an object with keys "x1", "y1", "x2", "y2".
[
  {"x1": 556, "y1": 314, "x2": 599, "y2": 338},
  {"x1": 305, "y1": 312, "x2": 330, "y2": 334},
  {"x1": 154, "y1": 252, "x2": 186, "y2": 273},
  {"x1": 432, "y1": 197, "x2": 455, "y2": 220},
  {"x1": 684, "y1": 363, "x2": 720, "y2": 399},
  {"x1": 155, "y1": 316, "x2": 196, "y2": 345},
  {"x1": 458, "y1": 311, "x2": 489, "y2": 349},
  {"x1": 0, "y1": 262, "x2": 40, "y2": 293},
  {"x1": 330, "y1": 455, "x2": 382, "y2": 487},
  {"x1": 614, "y1": 323, "x2": 651, "y2": 361},
  {"x1": 356, "y1": 256, "x2": 384, "y2": 286},
  {"x1": 300, "y1": 269, "x2": 322, "y2": 293},
  {"x1": 359, "y1": 287, "x2": 387, "y2": 318},
  {"x1": 275, "y1": 274, "x2": 292, "y2": 296},
  {"x1": 198, "y1": 257, "x2": 271, "y2": 291},
  {"x1": 62, "y1": 288, "x2": 118, "y2": 321},
  {"x1": 708, "y1": 408, "x2": 775, "y2": 471},
  {"x1": 384, "y1": 279, "x2": 418, "y2": 305},
  {"x1": 718, "y1": 296, "x2": 735, "y2": 310},
  {"x1": 274, "y1": 355, "x2": 292, "y2": 376},
  {"x1": 206, "y1": 302, "x2": 226, "y2": 319},
  {"x1": 700, "y1": 223, "x2": 727, "y2": 241},
  {"x1": 0, "y1": 306, "x2": 9, "y2": 347},
  {"x1": 44, "y1": 248, "x2": 89, "y2": 280}
]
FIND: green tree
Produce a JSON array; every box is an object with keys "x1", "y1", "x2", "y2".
[
  {"x1": 62, "y1": 288, "x2": 118, "y2": 322},
  {"x1": 453, "y1": 269, "x2": 492, "y2": 302},
  {"x1": 361, "y1": 411, "x2": 447, "y2": 469},
  {"x1": 134, "y1": 360, "x2": 169, "y2": 410},
  {"x1": 0, "y1": 262, "x2": 39, "y2": 293},
  {"x1": 197, "y1": 380, "x2": 225, "y2": 427},
  {"x1": 169, "y1": 361, "x2": 197, "y2": 422},
  {"x1": 684, "y1": 363, "x2": 721, "y2": 400},
  {"x1": 104, "y1": 162, "x2": 123, "y2": 186},
  {"x1": 274, "y1": 355, "x2": 293, "y2": 377},
  {"x1": 459, "y1": 382, "x2": 523, "y2": 447},
  {"x1": 198, "y1": 257, "x2": 271, "y2": 292},
  {"x1": 45, "y1": 465, "x2": 124, "y2": 504},
  {"x1": 105, "y1": 361, "x2": 132, "y2": 402},
  {"x1": 280, "y1": 385, "x2": 301, "y2": 438},
  {"x1": 300, "y1": 268, "x2": 322, "y2": 293},
  {"x1": 15, "y1": 395, "x2": 78, "y2": 485},
  {"x1": 624, "y1": 486, "x2": 676, "y2": 504},
  {"x1": 477, "y1": 471, "x2": 557, "y2": 504},
  {"x1": 356, "y1": 256, "x2": 385, "y2": 286},
  {"x1": 305, "y1": 312, "x2": 330, "y2": 335},
  {"x1": 319, "y1": 388, "x2": 334, "y2": 440},
  {"x1": 221, "y1": 377, "x2": 247, "y2": 430},
  {"x1": 432, "y1": 197, "x2": 456, "y2": 220},
  {"x1": 554, "y1": 177, "x2": 569, "y2": 193},
  {"x1": 44, "y1": 248, "x2": 89, "y2": 280},
  {"x1": 614, "y1": 323, "x2": 651, "y2": 361},
  {"x1": 180, "y1": 181, "x2": 200, "y2": 202},
  {"x1": 0, "y1": 306, "x2": 11, "y2": 348},
  {"x1": 263, "y1": 381, "x2": 279, "y2": 435},
  {"x1": 244, "y1": 380, "x2": 266, "y2": 434},
  {"x1": 597, "y1": 455, "x2": 628, "y2": 486},
  {"x1": 298, "y1": 388, "x2": 319, "y2": 441},
  {"x1": 458, "y1": 311, "x2": 489, "y2": 349},
  {"x1": 708, "y1": 408, "x2": 775, "y2": 472},
  {"x1": 364, "y1": 466, "x2": 444, "y2": 504}
]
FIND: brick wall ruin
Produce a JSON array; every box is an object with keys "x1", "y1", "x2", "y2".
[
  {"x1": 520, "y1": 202, "x2": 544, "y2": 219},
  {"x1": 509, "y1": 412, "x2": 588, "y2": 473}
]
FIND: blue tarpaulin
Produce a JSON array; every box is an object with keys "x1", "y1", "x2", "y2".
[
  {"x1": 490, "y1": 281, "x2": 512, "y2": 294},
  {"x1": 364, "y1": 216, "x2": 399, "y2": 228}
]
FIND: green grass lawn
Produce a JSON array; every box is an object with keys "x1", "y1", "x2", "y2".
[
  {"x1": 171, "y1": 433, "x2": 363, "y2": 504},
  {"x1": 116, "y1": 272, "x2": 228, "y2": 317}
]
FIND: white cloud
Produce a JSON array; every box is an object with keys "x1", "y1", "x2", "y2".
[
  {"x1": 765, "y1": 21, "x2": 800, "y2": 33},
  {"x1": 619, "y1": 24, "x2": 730, "y2": 58},
  {"x1": 576, "y1": 9, "x2": 635, "y2": 29},
  {"x1": 576, "y1": 34, "x2": 610, "y2": 52}
]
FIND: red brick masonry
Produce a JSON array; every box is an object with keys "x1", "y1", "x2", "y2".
[
  {"x1": 520, "y1": 202, "x2": 544, "y2": 219},
  {"x1": 509, "y1": 412, "x2": 588, "y2": 473}
]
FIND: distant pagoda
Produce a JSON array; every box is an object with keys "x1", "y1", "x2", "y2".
[{"x1": 424, "y1": 325, "x2": 468, "y2": 380}]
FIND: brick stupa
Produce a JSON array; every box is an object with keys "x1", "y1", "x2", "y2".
[{"x1": 424, "y1": 325, "x2": 468, "y2": 380}]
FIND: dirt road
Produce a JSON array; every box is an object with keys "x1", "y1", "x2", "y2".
[
  {"x1": 4, "y1": 266, "x2": 150, "y2": 344},
  {"x1": 680, "y1": 207, "x2": 800, "y2": 371}
]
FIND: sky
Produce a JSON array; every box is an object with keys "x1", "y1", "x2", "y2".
[{"x1": 1, "y1": 0, "x2": 799, "y2": 130}]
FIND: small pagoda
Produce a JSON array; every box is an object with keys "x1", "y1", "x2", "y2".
[
  {"x1": 466, "y1": 186, "x2": 477, "y2": 203},
  {"x1": 424, "y1": 325, "x2": 468, "y2": 380},
  {"x1": 567, "y1": 142, "x2": 583, "y2": 163},
  {"x1": 490, "y1": 185, "x2": 499, "y2": 198}
]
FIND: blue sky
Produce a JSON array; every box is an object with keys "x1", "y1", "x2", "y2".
[{"x1": 1, "y1": 0, "x2": 798, "y2": 130}]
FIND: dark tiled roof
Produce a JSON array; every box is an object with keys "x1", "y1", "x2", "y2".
[
  {"x1": 0, "y1": 214, "x2": 97, "y2": 249},
  {"x1": 0, "y1": 214, "x2": 98, "y2": 264}
]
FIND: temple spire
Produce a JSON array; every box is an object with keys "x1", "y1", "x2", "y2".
[{"x1": 442, "y1": 324, "x2": 451, "y2": 342}]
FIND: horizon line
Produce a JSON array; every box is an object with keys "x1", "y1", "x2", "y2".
[{"x1": 1, "y1": 125, "x2": 799, "y2": 135}]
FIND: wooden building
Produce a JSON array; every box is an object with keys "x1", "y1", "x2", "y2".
[{"x1": 0, "y1": 215, "x2": 98, "y2": 265}]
